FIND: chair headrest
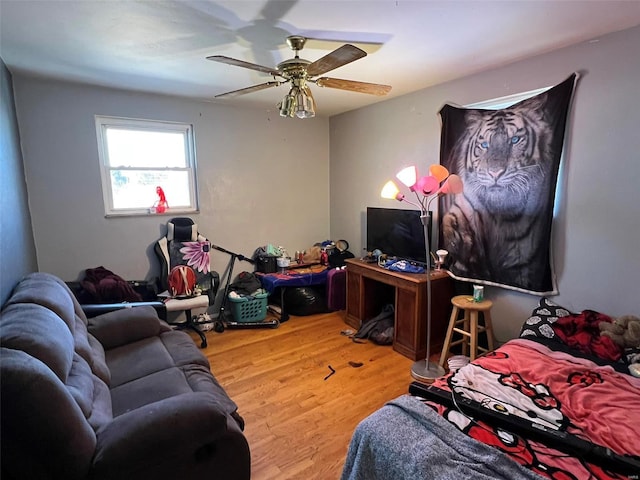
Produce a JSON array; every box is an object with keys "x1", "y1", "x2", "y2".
[{"x1": 167, "y1": 217, "x2": 197, "y2": 242}]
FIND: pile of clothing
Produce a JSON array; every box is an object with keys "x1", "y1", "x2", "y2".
[{"x1": 80, "y1": 266, "x2": 143, "y2": 303}]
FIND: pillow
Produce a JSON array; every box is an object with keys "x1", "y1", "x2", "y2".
[
  {"x1": 521, "y1": 300, "x2": 633, "y2": 371},
  {"x1": 519, "y1": 297, "x2": 572, "y2": 340},
  {"x1": 551, "y1": 309, "x2": 621, "y2": 362},
  {"x1": 169, "y1": 240, "x2": 211, "y2": 289}
]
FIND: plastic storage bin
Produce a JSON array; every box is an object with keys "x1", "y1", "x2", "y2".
[{"x1": 228, "y1": 292, "x2": 269, "y2": 322}]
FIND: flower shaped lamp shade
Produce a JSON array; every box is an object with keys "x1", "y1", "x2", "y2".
[{"x1": 380, "y1": 164, "x2": 463, "y2": 382}]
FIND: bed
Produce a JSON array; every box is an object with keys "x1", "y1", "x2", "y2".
[{"x1": 341, "y1": 299, "x2": 640, "y2": 480}]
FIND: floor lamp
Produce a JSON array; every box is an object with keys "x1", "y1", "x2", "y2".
[{"x1": 381, "y1": 165, "x2": 463, "y2": 382}]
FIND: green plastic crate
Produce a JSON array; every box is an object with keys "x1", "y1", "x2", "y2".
[{"x1": 228, "y1": 291, "x2": 269, "y2": 322}]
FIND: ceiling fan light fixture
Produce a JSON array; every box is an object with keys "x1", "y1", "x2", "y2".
[
  {"x1": 279, "y1": 89, "x2": 296, "y2": 118},
  {"x1": 295, "y1": 86, "x2": 316, "y2": 119}
]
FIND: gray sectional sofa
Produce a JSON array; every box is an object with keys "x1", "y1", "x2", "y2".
[{"x1": 0, "y1": 272, "x2": 250, "y2": 479}]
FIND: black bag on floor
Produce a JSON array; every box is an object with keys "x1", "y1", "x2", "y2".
[
  {"x1": 283, "y1": 286, "x2": 328, "y2": 316},
  {"x1": 353, "y1": 304, "x2": 394, "y2": 345}
]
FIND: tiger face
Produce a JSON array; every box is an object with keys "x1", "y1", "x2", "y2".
[{"x1": 458, "y1": 106, "x2": 552, "y2": 219}]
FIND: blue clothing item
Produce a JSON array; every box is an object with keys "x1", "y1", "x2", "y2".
[
  {"x1": 255, "y1": 269, "x2": 329, "y2": 294},
  {"x1": 341, "y1": 395, "x2": 546, "y2": 480},
  {"x1": 384, "y1": 260, "x2": 425, "y2": 274}
]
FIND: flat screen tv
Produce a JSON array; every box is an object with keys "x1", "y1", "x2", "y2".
[{"x1": 366, "y1": 207, "x2": 431, "y2": 265}]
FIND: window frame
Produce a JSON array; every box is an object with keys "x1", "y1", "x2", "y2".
[{"x1": 95, "y1": 115, "x2": 199, "y2": 217}]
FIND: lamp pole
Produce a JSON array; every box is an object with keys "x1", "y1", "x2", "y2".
[
  {"x1": 410, "y1": 211, "x2": 445, "y2": 382},
  {"x1": 381, "y1": 166, "x2": 462, "y2": 382}
]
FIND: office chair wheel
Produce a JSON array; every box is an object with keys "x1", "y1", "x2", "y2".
[{"x1": 214, "y1": 320, "x2": 225, "y2": 333}]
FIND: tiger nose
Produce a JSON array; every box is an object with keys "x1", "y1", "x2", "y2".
[{"x1": 488, "y1": 167, "x2": 505, "y2": 179}]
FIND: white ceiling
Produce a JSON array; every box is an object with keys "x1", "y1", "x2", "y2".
[{"x1": 2, "y1": 0, "x2": 640, "y2": 117}]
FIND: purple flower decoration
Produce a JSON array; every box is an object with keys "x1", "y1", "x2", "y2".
[{"x1": 179, "y1": 241, "x2": 210, "y2": 274}]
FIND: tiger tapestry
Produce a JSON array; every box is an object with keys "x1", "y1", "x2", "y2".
[{"x1": 439, "y1": 74, "x2": 576, "y2": 295}]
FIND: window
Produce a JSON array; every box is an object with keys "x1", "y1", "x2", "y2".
[{"x1": 95, "y1": 116, "x2": 198, "y2": 216}]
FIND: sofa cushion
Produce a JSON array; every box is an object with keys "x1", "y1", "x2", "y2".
[
  {"x1": 103, "y1": 329, "x2": 210, "y2": 387},
  {"x1": 73, "y1": 313, "x2": 98, "y2": 366},
  {"x1": 5, "y1": 273, "x2": 110, "y2": 382},
  {"x1": 106, "y1": 336, "x2": 177, "y2": 387},
  {"x1": 109, "y1": 361, "x2": 239, "y2": 419},
  {"x1": 107, "y1": 331, "x2": 241, "y2": 419},
  {"x1": 87, "y1": 332, "x2": 111, "y2": 384},
  {"x1": 67, "y1": 353, "x2": 99, "y2": 417},
  {"x1": 88, "y1": 306, "x2": 170, "y2": 350},
  {"x1": 1, "y1": 274, "x2": 114, "y2": 436},
  {"x1": 160, "y1": 329, "x2": 211, "y2": 369},
  {"x1": 0, "y1": 303, "x2": 74, "y2": 382},
  {"x1": 0, "y1": 348, "x2": 96, "y2": 480},
  {"x1": 66, "y1": 352, "x2": 113, "y2": 430},
  {"x1": 110, "y1": 366, "x2": 195, "y2": 416},
  {"x1": 5, "y1": 272, "x2": 79, "y2": 331},
  {"x1": 88, "y1": 373, "x2": 114, "y2": 431}
]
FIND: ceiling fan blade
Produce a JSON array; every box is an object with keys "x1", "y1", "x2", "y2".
[
  {"x1": 206, "y1": 55, "x2": 281, "y2": 76},
  {"x1": 215, "y1": 81, "x2": 281, "y2": 98},
  {"x1": 260, "y1": 0, "x2": 297, "y2": 22},
  {"x1": 305, "y1": 44, "x2": 367, "y2": 77},
  {"x1": 303, "y1": 35, "x2": 388, "y2": 54},
  {"x1": 315, "y1": 77, "x2": 392, "y2": 96}
]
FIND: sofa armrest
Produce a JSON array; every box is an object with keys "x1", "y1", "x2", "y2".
[
  {"x1": 88, "y1": 305, "x2": 171, "y2": 349},
  {"x1": 92, "y1": 393, "x2": 229, "y2": 475}
]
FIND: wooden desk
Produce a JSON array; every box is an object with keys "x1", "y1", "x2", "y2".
[{"x1": 344, "y1": 258, "x2": 453, "y2": 361}]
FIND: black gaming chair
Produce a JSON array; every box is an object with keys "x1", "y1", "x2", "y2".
[{"x1": 155, "y1": 217, "x2": 220, "y2": 348}]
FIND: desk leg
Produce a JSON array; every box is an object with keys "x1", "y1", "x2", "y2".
[{"x1": 393, "y1": 287, "x2": 421, "y2": 360}]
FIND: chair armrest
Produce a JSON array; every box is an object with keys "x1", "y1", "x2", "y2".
[
  {"x1": 88, "y1": 306, "x2": 170, "y2": 349},
  {"x1": 92, "y1": 393, "x2": 229, "y2": 475},
  {"x1": 82, "y1": 301, "x2": 167, "y2": 320}
]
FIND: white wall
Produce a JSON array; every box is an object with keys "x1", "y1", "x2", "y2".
[
  {"x1": 329, "y1": 26, "x2": 640, "y2": 341},
  {"x1": 1, "y1": 61, "x2": 37, "y2": 305},
  {"x1": 12, "y1": 78, "x2": 330, "y2": 282}
]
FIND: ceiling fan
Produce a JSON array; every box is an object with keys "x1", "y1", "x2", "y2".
[{"x1": 207, "y1": 35, "x2": 392, "y2": 118}]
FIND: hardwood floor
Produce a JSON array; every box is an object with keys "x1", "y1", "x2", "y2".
[{"x1": 190, "y1": 311, "x2": 415, "y2": 480}]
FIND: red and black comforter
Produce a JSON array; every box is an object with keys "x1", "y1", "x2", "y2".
[{"x1": 426, "y1": 335, "x2": 639, "y2": 479}]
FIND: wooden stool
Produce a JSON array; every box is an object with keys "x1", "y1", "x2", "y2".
[{"x1": 439, "y1": 295, "x2": 495, "y2": 368}]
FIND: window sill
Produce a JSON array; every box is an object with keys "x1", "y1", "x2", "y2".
[{"x1": 105, "y1": 208, "x2": 199, "y2": 218}]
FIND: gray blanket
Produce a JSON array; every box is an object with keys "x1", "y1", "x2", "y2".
[{"x1": 341, "y1": 395, "x2": 545, "y2": 480}]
